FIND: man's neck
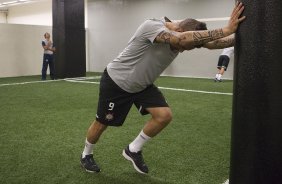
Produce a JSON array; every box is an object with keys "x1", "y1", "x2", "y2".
[{"x1": 165, "y1": 22, "x2": 178, "y2": 31}]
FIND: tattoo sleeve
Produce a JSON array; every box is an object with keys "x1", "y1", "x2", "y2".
[
  {"x1": 155, "y1": 28, "x2": 228, "y2": 50},
  {"x1": 203, "y1": 35, "x2": 235, "y2": 49},
  {"x1": 212, "y1": 37, "x2": 235, "y2": 48},
  {"x1": 156, "y1": 31, "x2": 181, "y2": 44},
  {"x1": 192, "y1": 29, "x2": 224, "y2": 45},
  {"x1": 155, "y1": 30, "x2": 185, "y2": 50},
  {"x1": 158, "y1": 32, "x2": 173, "y2": 44}
]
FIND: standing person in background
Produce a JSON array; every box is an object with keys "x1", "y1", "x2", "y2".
[
  {"x1": 41, "y1": 32, "x2": 56, "y2": 80},
  {"x1": 214, "y1": 47, "x2": 234, "y2": 82}
]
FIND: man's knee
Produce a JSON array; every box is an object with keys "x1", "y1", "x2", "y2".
[
  {"x1": 92, "y1": 120, "x2": 108, "y2": 131},
  {"x1": 153, "y1": 108, "x2": 173, "y2": 124}
]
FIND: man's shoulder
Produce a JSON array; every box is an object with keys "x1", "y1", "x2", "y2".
[
  {"x1": 132, "y1": 18, "x2": 166, "y2": 43},
  {"x1": 144, "y1": 18, "x2": 164, "y2": 25},
  {"x1": 139, "y1": 18, "x2": 165, "y2": 32},
  {"x1": 148, "y1": 18, "x2": 163, "y2": 22}
]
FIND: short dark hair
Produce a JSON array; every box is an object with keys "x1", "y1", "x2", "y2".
[{"x1": 179, "y1": 18, "x2": 207, "y2": 31}]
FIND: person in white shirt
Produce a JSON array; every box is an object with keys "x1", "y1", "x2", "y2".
[
  {"x1": 214, "y1": 47, "x2": 234, "y2": 82},
  {"x1": 41, "y1": 32, "x2": 56, "y2": 80}
]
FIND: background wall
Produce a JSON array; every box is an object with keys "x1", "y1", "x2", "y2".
[
  {"x1": 0, "y1": 0, "x2": 234, "y2": 79},
  {"x1": 7, "y1": 0, "x2": 52, "y2": 26},
  {"x1": 0, "y1": 10, "x2": 7, "y2": 23},
  {"x1": 87, "y1": 0, "x2": 234, "y2": 79},
  {"x1": 0, "y1": 23, "x2": 51, "y2": 77},
  {"x1": 0, "y1": 0, "x2": 89, "y2": 78},
  {"x1": 0, "y1": 0, "x2": 53, "y2": 78}
]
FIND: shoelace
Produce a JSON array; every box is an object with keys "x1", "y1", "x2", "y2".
[
  {"x1": 86, "y1": 155, "x2": 96, "y2": 165},
  {"x1": 133, "y1": 151, "x2": 145, "y2": 164}
]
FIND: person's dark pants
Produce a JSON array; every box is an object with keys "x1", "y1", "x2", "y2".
[{"x1": 42, "y1": 54, "x2": 55, "y2": 80}]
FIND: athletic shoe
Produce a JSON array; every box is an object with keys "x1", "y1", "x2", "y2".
[
  {"x1": 80, "y1": 154, "x2": 101, "y2": 173},
  {"x1": 122, "y1": 146, "x2": 149, "y2": 174},
  {"x1": 214, "y1": 78, "x2": 222, "y2": 82}
]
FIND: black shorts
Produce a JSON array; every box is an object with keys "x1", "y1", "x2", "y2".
[
  {"x1": 217, "y1": 55, "x2": 230, "y2": 71},
  {"x1": 96, "y1": 69, "x2": 169, "y2": 126}
]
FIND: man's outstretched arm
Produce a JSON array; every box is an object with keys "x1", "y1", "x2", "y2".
[
  {"x1": 155, "y1": 2, "x2": 245, "y2": 51},
  {"x1": 203, "y1": 34, "x2": 235, "y2": 49}
]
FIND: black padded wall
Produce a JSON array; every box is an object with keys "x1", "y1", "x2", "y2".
[
  {"x1": 230, "y1": 1, "x2": 282, "y2": 184},
  {"x1": 52, "y1": 0, "x2": 86, "y2": 78}
]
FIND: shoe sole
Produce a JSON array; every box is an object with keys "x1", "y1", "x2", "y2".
[
  {"x1": 122, "y1": 150, "x2": 147, "y2": 174},
  {"x1": 214, "y1": 79, "x2": 222, "y2": 82},
  {"x1": 80, "y1": 162, "x2": 101, "y2": 173}
]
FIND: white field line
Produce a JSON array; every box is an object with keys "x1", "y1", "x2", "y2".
[
  {"x1": 0, "y1": 76, "x2": 101, "y2": 87},
  {"x1": 64, "y1": 76, "x2": 101, "y2": 80},
  {"x1": 64, "y1": 79, "x2": 100, "y2": 84},
  {"x1": 158, "y1": 86, "x2": 232, "y2": 96},
  {"x1": 0, "y1": 78, "x2": 233, "y2": 96},
  {"x1": 222, "y1": 179, "x2": 229, "y2": 184},
  {"x1": 0, "y1": 79, "x2": 64, "y2": 87}
]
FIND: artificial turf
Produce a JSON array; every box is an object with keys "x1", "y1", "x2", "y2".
[{"x1": 0, "y1": 74, "x2": 233, "y2": 184}]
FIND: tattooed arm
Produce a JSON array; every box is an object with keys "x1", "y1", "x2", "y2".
[
  {"x1": 203, "y1": 35, "x2": 235, "y2": 49},
  {"x1": 154, "y1": 2, "x2": 245, "y2": 51},
  {"x1": 155, "y1": 27, "x2": 232, "y2": 51}
]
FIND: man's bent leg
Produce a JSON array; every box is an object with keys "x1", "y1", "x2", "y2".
[
  {"x1": 143, "y1": 107, "x2": 172, "y2": 137},
  {"x1": 123, "y1": 107, "x2": 172, "y2": 174},
  {"x1": 81, "y1": 120, "x2": 107, "y2": 173},
  {"x1": 219, "y1": 67, "x2": 225, "y2": 75},
  {"x1": 86, "y1": 120, "x2": 108, "y2": 144}
]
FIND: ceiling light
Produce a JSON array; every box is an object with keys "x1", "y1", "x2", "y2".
[
  {"x1": 0, "y1": 0, "x2": 33, "y2": 7},
  {"x1": 2, "y1": 1, "x2": 18, "y2": 5}
]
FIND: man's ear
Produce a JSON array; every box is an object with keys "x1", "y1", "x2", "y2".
[{"x1": 175, "y1": 27, "x2": 184, "y2": 32}]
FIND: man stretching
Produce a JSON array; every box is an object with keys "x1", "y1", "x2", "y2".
[{"x1": 81, "y1": 2, "x2": 245, "y2": 174}]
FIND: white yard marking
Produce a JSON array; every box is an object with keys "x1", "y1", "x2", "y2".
[
  {"x1": 0, "y1": 76, "x2": 100, "y2": 87},
  {"x1": 64, "y1": 79, "x2": 100, "y2": 84},
  {"x1": 158, "y1": 86, "x2": 232, "y2": 96},
  {"x1": 0, "y1": 77, "x2": 232, "y2": 96},
  {"x1": 0, "y1": 79, "x2": 63, "y2": 87}
]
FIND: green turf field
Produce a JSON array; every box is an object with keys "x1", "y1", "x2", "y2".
[{"x1": 0, "y1": 73, "x2": 233, "y2": 184}]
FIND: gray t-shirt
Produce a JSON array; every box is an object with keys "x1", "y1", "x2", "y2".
[
  {"x1": 220, "y1": 47, "x2": 234, "y2": 58},
  {"x1": 107, "y1": 18, "x2": 179, "y2": 93}
]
